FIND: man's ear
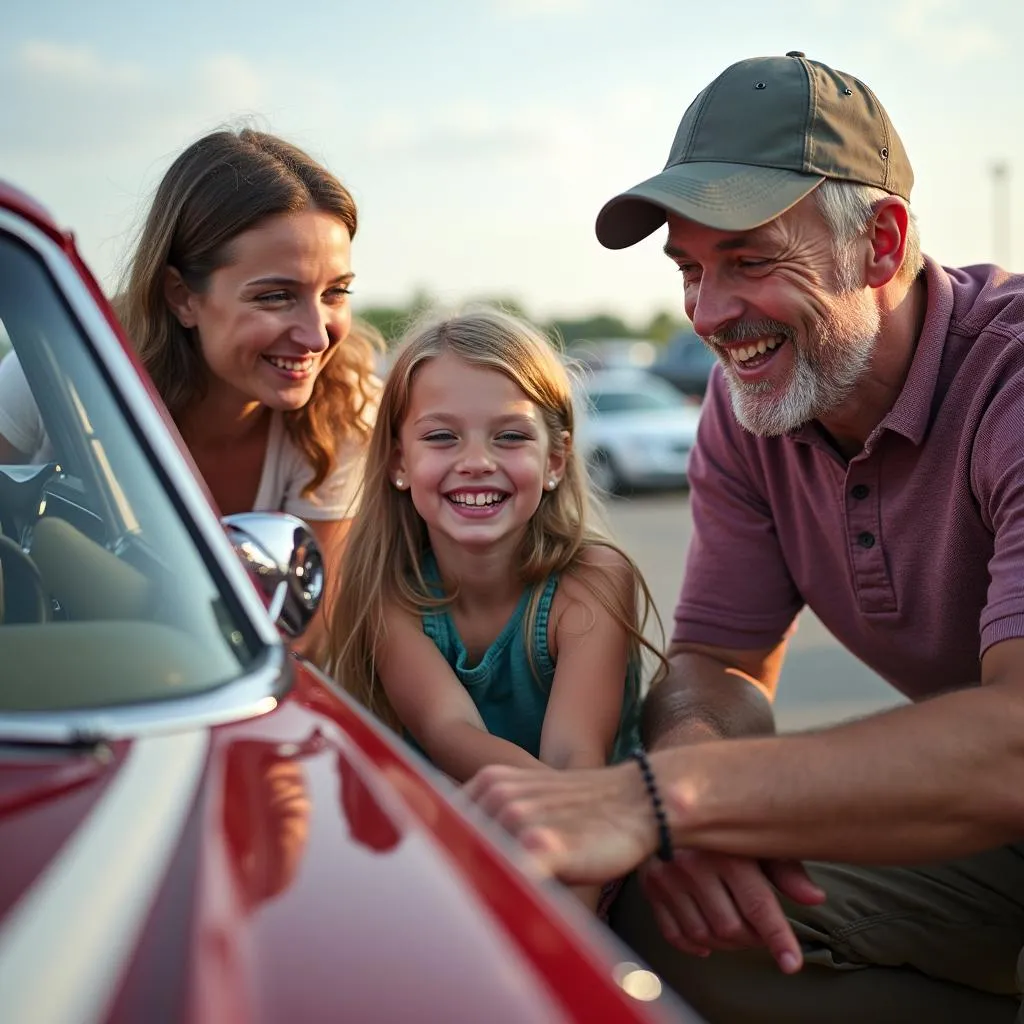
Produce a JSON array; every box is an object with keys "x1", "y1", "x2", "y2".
[
  {"x1": 164, "y1": 266, "x2": 198, "y2": 328},
  {"x1": 864, "y1": 197, "x2": 910, "y2": 289}
]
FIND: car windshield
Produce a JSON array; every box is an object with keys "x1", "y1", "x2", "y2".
[{"x1": 0, "y1": 228, "x2": 259, "y2": 713}]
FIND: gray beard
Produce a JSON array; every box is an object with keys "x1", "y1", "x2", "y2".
[{"x1": 708, "y1": 293, "x2": 880, "y2": 437}]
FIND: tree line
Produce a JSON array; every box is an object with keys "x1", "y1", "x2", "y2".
[{"x1": 357, "y1": 290, "x2": 693, "y2": 349}]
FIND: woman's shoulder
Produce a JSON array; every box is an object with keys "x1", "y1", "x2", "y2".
[
  {"x1": 0, "y1": 348, "x2": 26, "y2": 387},
  {"x1": 260, "y1": 412, "x2": 363, "y2": 517},
  {"x1": 0, "y1": 349, "x2": 48, "y2": 458}
]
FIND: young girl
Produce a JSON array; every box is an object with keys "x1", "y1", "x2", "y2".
[{"x1": 329, "y1": 306, "x2": 665, "y2": 810}]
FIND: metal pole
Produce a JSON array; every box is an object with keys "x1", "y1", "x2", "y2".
[{"x1": 992, "y1": 162, "x2": 1010, "y2": 267}]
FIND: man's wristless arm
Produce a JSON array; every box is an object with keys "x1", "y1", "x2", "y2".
[{"x1": 643, "y1": 649, "x2": 778, "y2": 751}]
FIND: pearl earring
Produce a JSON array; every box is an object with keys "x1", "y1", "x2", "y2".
[
  {"x1": 395, "y1": 477, "x2": 404, "y2": 489},
  {"x1": 547, "y1": 477, "x2": 557, "y2": 490}
]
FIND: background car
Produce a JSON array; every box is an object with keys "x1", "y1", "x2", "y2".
[
  {"x1": 0, "y1": 182, "x2": 698, "y2": 1023},
  {"x1": 648, "y1": 330, "x2": 717, "y2": 399},
  {"x1": 566, "y1": 337, "x2": 658, "y2": 373},
  {"x1": 576, "y1": 369, "x2": 701, "y2": 495}
]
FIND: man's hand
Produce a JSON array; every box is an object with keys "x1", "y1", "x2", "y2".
[
  {"x1": 640, "y1": 850, "x2": 825, "y2": 973},
  {"x1": 465, "y1": 762, "x2": 657, "y2": 884}
]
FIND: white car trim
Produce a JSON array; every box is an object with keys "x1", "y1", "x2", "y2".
[{"x1": 0, "y1": 730, "x2": 209, "y2": 1024}]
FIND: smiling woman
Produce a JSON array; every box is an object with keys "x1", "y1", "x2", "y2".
[
  {"x1": 119, "y1": 129, "x2": 378, "y2": 519},
  {"x1": 0, "y1": 129, "x2": 380, "y2": 660}
]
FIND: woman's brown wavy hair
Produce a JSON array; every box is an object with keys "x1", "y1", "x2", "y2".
[
  {"x1": 326, "y1": 305, "x2": 667, "y2": 730},
  {"x1": 116, "y1": 128, "x2": 377, "y2": 493}
]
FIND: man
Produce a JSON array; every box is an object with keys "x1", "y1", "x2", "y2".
[{"x1": 467, "y1": 53, "x2": 1024, "y2": 1022}]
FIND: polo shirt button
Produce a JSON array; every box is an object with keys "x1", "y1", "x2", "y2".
[
  {"x1": 857, "y1": 531, "x2": 876, "y2": 549},
  {"x1": 851, "y1": 484, "x2": 870, "y2": 500}
]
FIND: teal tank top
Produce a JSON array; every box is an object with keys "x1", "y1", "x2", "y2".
[{"x1": 417, "y1": 553, "x2": 641, "y2": 765}]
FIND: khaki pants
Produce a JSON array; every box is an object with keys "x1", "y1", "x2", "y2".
[{"x1": 609, "y1": 845, "x2": 1024, "y2": 1023}]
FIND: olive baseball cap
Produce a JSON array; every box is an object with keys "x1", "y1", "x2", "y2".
[{"x1": 596, "y1": 52, "x2": 914, "y2": 249}]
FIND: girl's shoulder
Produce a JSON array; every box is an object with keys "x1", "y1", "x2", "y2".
[
  {"x1": 550, "y1": 542, "x2": 636, "y2": 622},
  {"x1": 563, "y1": 541, "x2": 635, "y2": 586}
]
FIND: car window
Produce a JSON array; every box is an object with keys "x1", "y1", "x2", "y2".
[
  {"x1": 589, "y1": 388, "x2": 682, "y2": 414},
  {"x1": 0, "y1": 230, "x2": 258, "y2": 713}
]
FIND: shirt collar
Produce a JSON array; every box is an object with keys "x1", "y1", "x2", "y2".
[{"x1": 876, "y1": 256, "x2": 954, "y2": 446}]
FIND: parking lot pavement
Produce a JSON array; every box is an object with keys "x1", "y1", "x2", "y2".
[{"x1": 603, "y1": 490, "x2": 906, "y2": 732}]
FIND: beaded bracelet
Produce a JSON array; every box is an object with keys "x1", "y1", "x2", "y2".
[{"x1": 631, "y1": 746, "x2": 673, "y2": 863}]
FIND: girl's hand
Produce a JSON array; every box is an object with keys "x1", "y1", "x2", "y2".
[{"x1": 464, "y1": 762, "x2": 657, "y2": 885}]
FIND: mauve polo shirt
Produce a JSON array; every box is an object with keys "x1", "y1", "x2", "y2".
[{"x1": 674, "y1": 257, "x2": 1024, "y2": 701}]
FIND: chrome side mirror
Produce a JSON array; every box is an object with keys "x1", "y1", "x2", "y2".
[{"x1": 222, "y1": 512, "x2": 324, "y2": 638}]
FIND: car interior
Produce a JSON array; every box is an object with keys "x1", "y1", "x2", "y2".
[{"x1": 0, "y1": 229, "x2": 255, "y2": 713}]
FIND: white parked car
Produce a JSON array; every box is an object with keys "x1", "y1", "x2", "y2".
[{"x1": 576, "y1": 369, "x2": 701, "y2": 495}]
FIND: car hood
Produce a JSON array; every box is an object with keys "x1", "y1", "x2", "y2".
[{"x1": 0, "y1": 666, "x2": 690, "y2": 1024}]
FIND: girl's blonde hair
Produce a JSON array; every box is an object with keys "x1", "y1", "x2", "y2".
[
  {"x1": 326, "y1": 305, "x2": 666, "y2": 729},
  {"x1": 116, "y1": 128, "x2": 378, "y2": 494}
]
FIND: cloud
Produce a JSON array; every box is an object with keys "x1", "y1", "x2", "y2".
[
  {"x1": 494, "y1": 0, "x2": 586, "y2": 16},
  {"x1": 0, "y1": 36, "x2": 697, "y2": 311},
  {"x1": 193, "y1": 53, "x2": 267, "y2": 111},
  {"x1": 890, "y1": 0, "x2": 1004, "y2": 62},
  {"x1": 0, "y1": 40, "x2": 284, "y2": 286},
  {"x1": 18, "y1": 40, "x2": 144, "y2": 87},
  {"x1": 0, "y1": 37, "x2": 657, "y2": 187},
  {"x1": 362, "y1": 103, "x2": 552, "y2": 162},
  {"x1": 0, "y1": 41, "x2": 270, "y2": 162}
]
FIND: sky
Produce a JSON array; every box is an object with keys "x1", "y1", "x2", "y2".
[{"x1": 2, "y1": 0, "x2": 1022, "y2": 327}]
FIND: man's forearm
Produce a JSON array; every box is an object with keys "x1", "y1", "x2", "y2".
[
  {"x1": 643, "y1": 651, "x2": 777, "y2": 750},
  {"x1": 655, "y1": 682, "x2": 1024, "y2": 864}
]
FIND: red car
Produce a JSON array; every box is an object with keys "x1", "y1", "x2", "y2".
[{"x1": 0, "y1": 182, "x2": 699, "y2": 1024}]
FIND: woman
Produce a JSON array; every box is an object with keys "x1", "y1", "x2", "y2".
[{"x1": 0, "y1": 128, "x2": 379, "y2": 655}]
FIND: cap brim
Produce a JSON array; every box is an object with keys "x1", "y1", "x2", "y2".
[{"x1": 595, "y1": 162, "x2": 825, "y2": 249}]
